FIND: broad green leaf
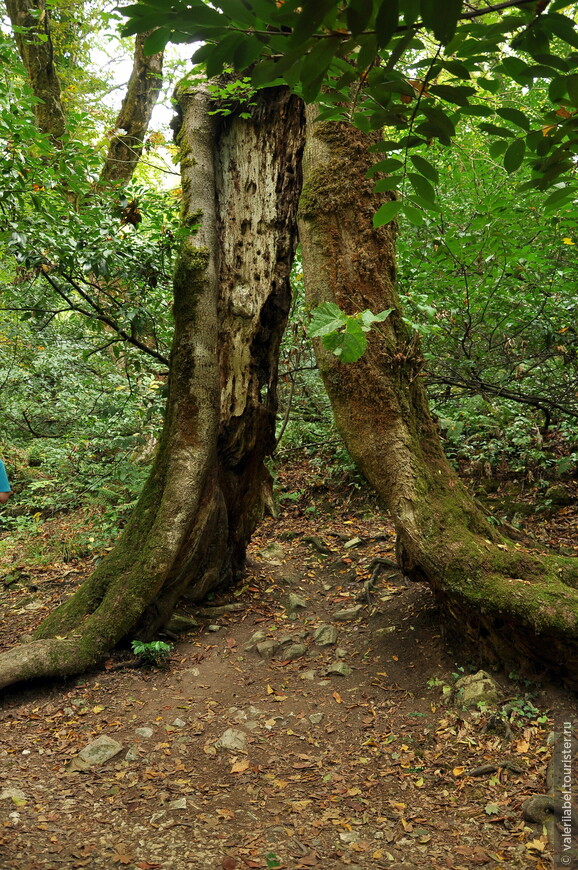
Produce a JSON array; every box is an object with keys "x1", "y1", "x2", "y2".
[
  {"x1": 428, "y1": 84, "x2": 474, "y2": 106},
  {"x1": 300, "y1": 36, "x2": 340, "y2": 102},
  {"x1": 503, "y1": 138, "x2": 525, "y2": 173},
  {"x1": 375, "y1": 0, "x2": 399, "y2": 48},
  {"x1": 410, "y1": 154, "x2": 439, "y2": 183},
  {"x1": 309, "y1": 302, "x2": 347, "y2": 338},
  {"x1": 366, "y1": 157, "x2": 404, "y2": 176},
  {"x1": 143, "y1": 27, "x2": 171, "y2": 55},
  {"x1": 346, "y1": 0, "x2": 373, "y2": 37},
  {"x1": 323, "y1": 318, "x2": 367, "y2": 363},
  {"x1": 420, "y1": 0, "x2": 462, "y2": 44},
  {"x1": 543, "y1": 185, "x2": 573, "y2": 210},
  {"x1": 374, "y1": 176, "x2": 404, "y2": 192},
  {"x1": 566, "y1": 73, "x2": 578, "y2": 107},
  {"x1": 495, "y1": 107, "x2": 530, "y2": 131},
  {"x1": 401, "y1": 202, "x2": 424, "y2": 224},
  {"x1": 373, "y1": 199, "x2": 403, "y2": 227},
  {"x1": 358, "y1": 308, "x2": 393, "y2": 330},
  {"x1": 408, "y1": 172, "x2": 435, "y2": 203},
  {"x1": 478, "y1": 123, "x2": 516, "y2": 138},
  {"x1": 216, "y1": 0, "x2": 258, "y2": 27}
]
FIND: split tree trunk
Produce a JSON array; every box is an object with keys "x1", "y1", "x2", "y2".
[
  {"x1": 0, "y1": 86, "x2": 304, "y2": 690},
  {"x1": 298, "y1": 107, "x2": 578, "y2": 686}
]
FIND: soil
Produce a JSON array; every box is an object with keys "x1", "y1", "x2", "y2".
[{"x1": 0, "y1": 463, "x2": 577, "y2": 870}]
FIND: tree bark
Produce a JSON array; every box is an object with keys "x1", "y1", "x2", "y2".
[
  {"x1": 298, "y1": 107, "x2": 578, "y2": 686},
  {"x1": 0, "y1": 86, "x2": 304, "y2": 690},
  {"x1": 4, "y1": 0, "x2": 66, "y2": 141},
  {"x1": 99, "y1": 32, "x2": 164, "y2": 187}
]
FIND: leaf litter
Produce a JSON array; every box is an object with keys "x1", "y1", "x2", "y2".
[{"x1": 0, "y1": 458, "x2": 576, "y2": 868}]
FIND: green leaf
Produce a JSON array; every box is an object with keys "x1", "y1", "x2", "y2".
[
  {"x1": 366, "y1": 157, "x2": 404, "y2": 176},
  {"x1": 419, "y1": 106, "x2": 456, "y2": 143},
  {"x1": 346, "y1": 0, "x2": 373, "y2": 37},
  {"x1": 323, "y1": 318, "x2": 368, "y2": 363},
  {"x1": 495, "y1": 107, "x2": 530, "y2": 131},
  {"x1": 216, "y1": 0, "x2": 258, "y2": 27},
  {"x1": 503, "y1": 138, "x2": 525, "y2": 173},
  {"x1": 543, "y1": 185, "x2": 573, "y2": 210},
  {"x1": 143, "y1": 27, "x2": 171, "y2": 55},
  {"x1": 566, "y1": 73, "x2": 578, "y2": 107},
  {"x1": 375, "y1": 0, "x2": 399, "y2": 49},
  {"x1": 300, "y1": 36, "x2": 340, "y2": 102},
  {"x1": 420, "y1": 0, "x2": 462, "y2": 44},
  {"x1": 428, "y1": 84, "x2": 474, "y2": 106},
  {"x1": 410, "y1": 154, "x2": 439, "y2": 183},
  {"x1": 358, "y1": 308, "x2": 393, "y2": 330},
  {"x1": 401, "y1": 202, "x2": 424, "y2": 224},
  {"x1": 478, "y1": 123, "x2": 516, "y2": 138},
  {"x1": 372, "y1": 199, "x2": 404, "y2": 227},
  {"x1": 374, "y1": 176, "x2": 404, "y2": 192},
  {"x1": 309, "y1": 302, "x2": 347, "y2": 338},
  {"x1": 408, "y1": 172, "x2": 435, "y2": 203}
]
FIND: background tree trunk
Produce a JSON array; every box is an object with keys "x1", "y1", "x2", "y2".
[
  {"x1": 298, "y1": 107, "x2": 578, "y2": 686},
  {"x1": 4, "y1": 0, "x2": 66, "y2": 140},
  {"x1": 0, "y1": 86, "x2": 304, "y2": 690},
  {"x1": 99, "y1": 32, "x2": 164, "y2": 187}
]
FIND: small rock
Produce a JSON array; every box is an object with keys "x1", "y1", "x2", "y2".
[
  {"x1": 335, "y1": 648, "x2": 348, "y2": 658},
  {"x1": 339, "y1": 831, "x2": 360, "y2": 844},
  {"x1": 279, "y1": 643, "x2": 307, "y2": 661},
  {"x1": 172, "y1": 718, "x2": 186, "y2": 728},
  {"x1": 344, "y1": 537, "x2": 362, "y2": 549},
  {"x1": 75, "y1": 735, "x2": 123, "y2": 769},
  {"x1": 244, "y1": 630, "x2": 267, "y2": 650},
  {"x1": 308, "y1": 713, "x2": 324, "y2": 725},
  {"x1": 287, "y1": 593, "x2": 307, "y2": 613},
  {"x1": 333, "y1": 605, "x2": 363, "y2": 621},
  {"x1": 216, "y1": 728, "x2": 247, "y2": 751},
  {"x1": 125, "y1": 746, "x2": 139, "y2": 762},
  {"x1": 313, "y1": 625, "x2": 338, "y2": 647},
  {"x1": 455, "y1": 670, "x2": 501, "y2": 708},
  {"x1": 207, "y1": 624, "x2": 221, "y2": 632},
  {"x1": 374, "y1": 626, "x2": 396, "y2": 636},
  {"x1": 135, "y1": 727, "x2": 154, "y2": 738},
  {"x1": 0, "y1": 787, "x2": 26, "y2": 805},
  {"x1": 258, "y1": 542, "x2": 285, "y2": 564},
  {"x1": 165, "y1": 613, "x2": 198, "y2": 633},
  {"x1": 168, "y1": 798, "x2": 187, "y2": 810},
  {"x1": 300, "y1": 670, "x2": 317, "y2": 681},
  {"x1": 256, "y1": 639, "x2": 281, "y2": 659},
  {"x1": 326, "y1": 662, "x2": 352, "y2": 676}
]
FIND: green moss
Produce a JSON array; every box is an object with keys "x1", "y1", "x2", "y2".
[{"x1": 173, "y1": 240, "x2": 210, "y2": 321}]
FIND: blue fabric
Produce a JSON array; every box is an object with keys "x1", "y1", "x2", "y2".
[{"x1": 0, "y1": 460, "x2": 11, "y2": 492}]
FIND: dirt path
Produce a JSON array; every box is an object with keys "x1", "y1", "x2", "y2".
[{"x1": 0, "y1": 505, "x2": 574, "y2": 870}]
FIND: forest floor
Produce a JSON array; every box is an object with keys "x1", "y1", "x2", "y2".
[{"x1": 0, "y1": 459, "x2": 577, "y2": 870}]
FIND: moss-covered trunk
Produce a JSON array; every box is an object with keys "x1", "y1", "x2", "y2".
[
  {"x1": 298, "y1": 107, "x2": 578, "y2": 686},
  {"x1": 0, "y1": 86, "x2": 304, "y2": 690}
]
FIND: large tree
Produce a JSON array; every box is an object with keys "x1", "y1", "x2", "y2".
[
  {"x1": 298, "y1": 106, "x2": 578, "y2": 685},
  {"x1": 0, "y1": 84, "x2": 304, "y2": 689},
  {"x1": 117, "y1": 0, "x2": 578, "y2": 683}
]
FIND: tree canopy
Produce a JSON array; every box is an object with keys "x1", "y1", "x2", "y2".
[{"x1": 123, "y1": 0, "x2": 578, "y2": 224}]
